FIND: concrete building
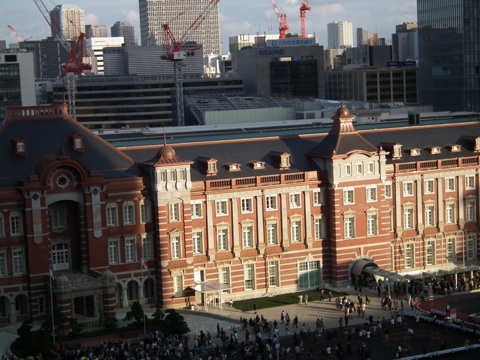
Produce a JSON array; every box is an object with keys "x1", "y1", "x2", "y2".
[
  {"x1": 327, "y1": 21, "x2": 353, "y2": 49},
  {"x1": 235, "y1": 44, "x2": 325, "y2": 98},
  {"x1": 418, "y1": 0, "x2": 480, "y2": 112},
  {"x1": 111, "y1": 21, "x2": 136, "y2": 47},
  {"x1": 356, "y1": 28, "x2": 378, "y2": 46},
  {"x1": 85, "y1": 24, "x2": 108, "y2": 39},
  {"x1": 51, "y1": 75, "x2": 243, "y2": 129},
  {"x1": 228, "y1": 34, "x2": 280, "y2": 54},
  {"x1": 50, "y1": 4, "x2": 85, "y2": 41},
  {"x1": 85, "y1": 37, "x2": 124, "y2": 75},
  {"x1": 1, "y1": 102, "x2": 479, "y2": 326},
  {"x1": 344, "y1": 45, "x2": 392, "y2": 69},
  {"x1": 0, "y1": 49, "x2": 36, "y2": 121},
  {"x1": 138, "y1": 0, "x2": 221, "y2": 55},
  {"x1": 392, "y1": 22, "x2": 418, "y2": 62}
]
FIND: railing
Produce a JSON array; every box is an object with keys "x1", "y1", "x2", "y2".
[
  {"x1": 81, "y1": 319, "x2": 101, "y2": 330},
  {"x1": 145, "y1": 297, "x2": 156, "y2": 306},
  {"x1": 0, "y1": 317, "x2": 9, "y2": 325},
  {"x1": 395, "y1": 156, "x2": 479, "y2": 173},
  {"x1": 207, "y1": 172, "x2": 306, "y2": 190},
  {"x1": 17, "y1": 314, "x2": 28, "y2": 323}
]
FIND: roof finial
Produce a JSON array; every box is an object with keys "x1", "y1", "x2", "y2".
[{"x1": 163, "y1": 126, "x2": 167, "y2": 146}]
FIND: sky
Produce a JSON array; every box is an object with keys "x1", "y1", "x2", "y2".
[{"x1": 1, "y1": 0, "x2": 417, "y2": 53}]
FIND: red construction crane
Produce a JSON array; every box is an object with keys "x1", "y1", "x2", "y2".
[
  {"x1": 161, "y1": 0, "x2": 220, "y2": 126},
  {"x1": 299, "y1": 0, "x2": 311, "y2": 38},
  {"x1": 7, "y1": 25, "x2": 32, "y2": 43},
  {"x1": 271, "y1": 0, "x2": 289, "y2": 40},
  {"x1": 33, "y1": 0, "x2": 91, "y2": 119}
]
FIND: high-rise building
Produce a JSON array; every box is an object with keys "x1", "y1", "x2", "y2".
[
  {"x1": 111, "y1": 21, "x2": 136, "y2": 46},
  {"x1": 356, "y1": 28, "x2": 378, "y2": 46},
  {"x1": 392, "y1": 22, "x2": 418, "y2": 62},
  {"x1": 50, "y1": 4, "x2": 85, "y2": 41},
  {"x1": 85, "y1": 24, "x2": 108, "y2": 39},
  {"x1": 418, "y1": 0, "x2": 480, "y2": 112},
  {"x1": 327, "y1": 21, "x2": 353, "y2": 49},
  {"x1": 85, "y1": 37, "x2": 125, "y2": 75},
  {"x1": 138, "y1": 0, "x2": 221, "y2": 55}
]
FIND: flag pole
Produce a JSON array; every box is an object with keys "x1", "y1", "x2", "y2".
[
  {"x1": 142, "y1": 258, "x2": 146, "y2": 337},
  {"x1": 49, "y1": 269, "x2": 56, "y2": 344}
]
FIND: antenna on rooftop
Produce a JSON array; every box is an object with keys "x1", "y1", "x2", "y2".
[{"x1": 163, "y1": 126, "x2": 167, "y2": 146}]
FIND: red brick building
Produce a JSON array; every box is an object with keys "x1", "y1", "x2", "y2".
[{"x1": 0, "y1": 103, "x2": 479, "y2": 326}]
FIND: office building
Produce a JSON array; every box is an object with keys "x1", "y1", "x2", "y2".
[
  {"x1": 85, "y1": 24, "x2": 108, "y2": 39},
  {"x1": 1, "y1": 101, "x2": 479, "y2": 326},
  {"x1": 111, "y1": 21, "x2": 136, "y2": 46},
  {"x1": 418, "y1": 0, "x2": 480, "y2": 112},
  {"x1": 357, "y1": 28, "x2": 378, "y2": 46},
  {"x1": 344, "y1": 45, "x2": 392, "y2": 69},
  {"x1": 327, "y1": 21, "x2": 353, "y2": 49},
  {"x1": 85, "y1": 37, "x2": 125, "y2": 75},
  {"x1": 50, "y1": 4, "x2": 85, "y2": 41},
  {"x1": 138, "y1": 0, "x2": 221, "y2": 55},
  {"x1": 392, "y1": 22, "x2": 418, "y2": 62}
]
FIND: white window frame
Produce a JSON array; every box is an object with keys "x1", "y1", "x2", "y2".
[
  {"x1": 425, "y1": 204, "x2": 435, "y2": 227},
  {"x1": 313, "y1": 189, "x2": 323, "y2": 206},
  {"x1": 173, "y1": 275, "x2": 183, "y2": 297},
  {"x1": 403, "y1": 181, "x2": 413, "y2": 196},
  {"x1": 241, "y1": 197, "x2": 253, "y2": 214},
  {"x1": 244, "y1": 263, "x2": 255, "y2": 290},
  {"x1": 123, "y1": 201, "x2": 135, "y2": 225},
  {"x1": 291, "y1": 219, "x2": 302, "y2": 242},
  {"x1": 242, "y1": 224, "x2": 254, "y2": 248},
  {"x1": 216, "y1": 200, "x2": 228, "y2": 216},
  {"x1": 169, "y1": 203, "x2": 180, "y2": 222},
  {"x1": 219, "y1": 267, "x2": 231, "y2": 289},
  {"x1": 445, "y1": 177, "x2": 455, "y2": 192},
  {"x1": 356, "y1": 163, "x2": 363, "y2": 175},
  {"x1": 217, "y1": 227, "x2": 229, "y2": 251},
  {"x1": 140, "y1": 200, "x2": 152, "y2": 223},
  {"x1": 106, "y1": 204, "x2": 118, "y2": 227},
  {"x1": 0, "y1": 251, "x2": 6, "y2": 277},
  {"x1": 445, "y1": 202, "x2": 455, "y2": 224},
  {"x1": 446, "y1": 238, "x2": 455, "y2": 263},
  {"x1": 290, "y1": 193, "x2": 301, "y2": 208},
  {"x1": 108, "y1": 238, "x2": 120, "y2": 264},
  {"x1": 367, "y1": 161, "x2": 375, "y2": 174},
  {"x1": 466, "y1": 199, "x2": 476, "y2": 222},
  {"x1": 192, "y1": 230, "x2": 203, "y2": 254},
  {"x1": 10, "y1": 212, "x2": 23, "y2": 236},
  {"x1": 344, "y1": 214, "x2": 355, "y2": 239},
  {"x1": 405, "y1": 243, "x2": 414, "y2": 269},
  {"x1": 466, "y1": 234, "x2": 476, "y2": 260},
  {"x1": 466, "y1": 175, "x2": 475, "y2": 190},
  {"x1": 426, "y1": 240, "x2": 435, "y2": 265},
  {"x1": 343, "y1": 188, "x2": 354, "y2": 205},
  {"x1": 314, "y1": 217, "x2": 325, "y2": 240},
  {"x1": 268, "y1": 260, "x2": 279, "y2": 287},
  {"x1": 366, "y1": 186, "x2": 377, "y2": 202},
  {"x1": 404, "y1": 207, "x2": 414, "y2": 229},
  {"x1": 191, "y1": 201, "x2": 203, "y2": 219},
  {"x1": 266, "y1": 221, "x2": 278, "y2": 245},
  {"x1": 125, "y1": 237, "x2": 136, "y2": 263},
  {"x1": 171, "y1": 233, "x2": 181, "y2": 259},
  {"x1": 424, "y1": 179, "x2": 434, "y2": 194},
  {"x1": 385, "y1": 183, "x2": 392, "y2": 199},
  {"x1": 12, "y1": 248, "x2": 24, "y2": 275},
  {"x1": 265, "y1": 195, "x2": 277, "y2": 211},
  {"x1": 142, "y1": 234, "x2": 153, "y2": 261},
  {"x1": 344, "y1": 163, "x2": 352, "y2": 176},
  {"x1": 367, "y1": 212, "x2": 378, "y2": 236},
  {"x1": 51, "y1": 208, "x2": 66, "y2": 231}
]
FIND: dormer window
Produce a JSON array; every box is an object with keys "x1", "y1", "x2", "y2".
[
  {"x1": 408, "y1": 148, "x2": 421, "y2": 156},
  {"x1": 381, "y1": 143, "x2": 402, "y2": 160},
  {"x1": 475, "y1": 138, "x2": 480, "y2": 152},
  {"x1": 248, "y1": 160, "x2": 265, "y2": 170},
  {"x1": 269, "y1": 151, "x2": 291, "y2": 170},
  {"x1": 428, "y1": 146, "x2": 441, "y2": 155},
  {"x1": 225, "y1": 162, "x2": 241, "y2": 172},
  {"x1": 70, "y1": 133, "x2": 85, "y2": 153},
  {"x1": 448, "y1": 144, "x2": 461, "y2": 152},
  {"x1": 197, "y1": 157, "x2": 218, "y2": 176},
  {"x1": 12, "y1": 137, "x2": 27, "y2": 157}
]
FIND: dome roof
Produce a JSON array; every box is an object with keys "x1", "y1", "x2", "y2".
[
  {"x1": 335, "y1": 104, "x2": 351, "y2": 118},
  {"x1": 157, "y1": 145, "x2": 176, "y2": 160}
]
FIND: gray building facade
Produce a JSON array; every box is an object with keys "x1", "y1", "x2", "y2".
[{"x1": 111, "y1": 21, "x2": 136, "y2": 46}]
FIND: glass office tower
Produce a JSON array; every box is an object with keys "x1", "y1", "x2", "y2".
[{"x1": 418, "y1": 0, "x2": 480, "y2": 112}]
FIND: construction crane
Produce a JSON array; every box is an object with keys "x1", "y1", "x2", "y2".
[
  {"x1": 271, "y1": 0, "x2": 289, "y2": 40},
  {"x1": 7, "y1": 25, "x2": 32, "y2": 43},
  {"x1": 161, "y1": 0, "x2": 220, "y2": 126},
  {"x1": 33, "y1": 0, "x2": 91, "y2": 120},
  {"x1": 299, "y1": 0, "x2": 311, "y2": 38}
]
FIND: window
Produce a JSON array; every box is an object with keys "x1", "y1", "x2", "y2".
[
  {"x1": 0, "y1": 251, "x2": 6, "y2": 276},
  {"x1": 142, "y1": 234, "x2": 153, "y2": 261},
  {"x1": 467, "y1": 234, "x2": 476, "y2": 260},
  {"x1": 108, "y1": 239, "x2": 120, "y2": 264},
  {"x1": 405, "y1": 243, "x2": 414, "y2": 268},
  {"x1": 344, "y1": 215, "x2": 355, "y2": 238},
  {"x1": 241, "y1": 198, "x2": 253, "y2": 213},
  {"x1": 51, "y1": 208, "x2": 66, "y2": 231},
  {"x1": 169, "y1": 203, "x2": 180, "y2": 222},
  {"x1": 170, "y1": 171, "x2": 176, "y2": 182},
  {"x1": 290, "y1": 193, "x2": 301, "y2": 208},
  {"x1": 466, "y1": 199, "x2": 476, "y2": 222},
  {"x1": 159, "y1": 171, "x2": 167, "y2": 182},
  {"x1": 344, "y1": 163, "x2": 352, "y2": 176},
  {"x1": 268, "y1": 260, "x2": 279, "y2": 287},
  {"x1": 343, "y1": 189, "x2": 354, "y2": 204},
  {"x1": 366, "y1": 186, "x2": 377, "y2": 202},
  {"x1": 466, "y1": 175, "x2": 475, "y2": 190},
  {"x1": 173, "y1": 275, "x2": 183, "y2": 297},
  {"x1": 425, "y1": 205, "x2": 435, "y2": 227},
  {"x1": 426, "y1": 240, "x2": 435, "y2": 265},
  {"x1": 404, "y1": 208, "x2": 414, "y2": 229},
  {"x1": 265, "y1": 195, "x2": 277, "y2": 211},
  {"x1": 267, "y1": 222, "x2": 278, "y2": 244},
  {"x1": 314, "y1": 217, "x2": 325, "y2": 239},
  {"x1": 445, "y1": 177, "x2": 455, "y2": 192},
  {"x1": 123, "y1": 202, "x2": 135, "y2": 225},
  {"x1": 244, "y1": 264, "x2": 255, "y2": 290},
  {"x1": 193, "y1": 230, "x2": 203, "y2": 254},
  {"x1": 216, "y1": 200, "x2": 228, "y2": 216},
  {"x1": 298, "y1": 261, "x2": 320, "y2": 288},
  {"x1": 219, "y1": 267, "x2": 230, "y2": 289},
  {"x1": 313, "y1": 190, "x2": 324, "y2": 206},
  {"x1": 424, "y1": 179, "x2": 434, "y2": 194},
  {"x1": 0, "y1": 215, "x2": 3, "y2": 237},
  {"x1": 217, "y1": 228, "x2": 229, "y2": 251},
  {"x1": 191, "y1": 201, "x2": 203, "y2": 219},
  {"x1": 445, "y1": 203, "x2": 455, "y2": 224},
  {"x1": 242, "y1": 225, "x2": 254, "y2": 248},
  {"x1": 367, "y1": 161, "x2": 375, "y2": 174},
  {"x1": 291, "y1": 219, "x2": 301, "y2": 242},
  {"x1": 171, "y1": 234, "x2": 181, "y2": 259},
  {"x1": 179, "y1": 169, "x2": 186, "y2": 181},
  {"x1": 106, "y1": 204, "x2": 118, "y2": 226},
  {"x1": 12, "y1": 248, "x2": 24, "y2": 275},
  {"x1": 446, "y1": 238, "x2": 455, "y2": 263},
  {"x1": 403, "y1": 182, "x2": 413, "y2": 196},
  {"x1": 38, "y1": 296, "x2": 46, "y2": 315},
  {"x1": 367, "y1": 213, "x2": 377, "y2": 236},
  {"x1": 10, "y1": 212, "x2": 23, "y2": 236},
  {"x1": 140, "y1": 200, "x2": 151, "y2": 223},
  {"x1": 385, "y1": 184, "x2": 392, "y2": 198},
  {"x1": 125, "y1": 237, "x2": 136, "y2": 262},
  {"x1": 356, "y1": 163, "x2": 363, "y2": 175}
]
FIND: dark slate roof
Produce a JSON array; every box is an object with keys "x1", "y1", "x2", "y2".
[{"x1": 0, "y1": 105, "x2": 143, "y2": 187}]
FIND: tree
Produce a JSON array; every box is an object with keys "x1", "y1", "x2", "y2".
[
  {"x1": 12, "y1": 319, "x2": 54, "y2": 357},
  {"x1": 124, "y1": 301, "x2": 145, "y2": 325},
  {"x1": 160, "y1": 309, "x2": 190, "y2": 336},
  {"x1": 104, "y1": 315, "x2": 118, "y2": 331}
]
